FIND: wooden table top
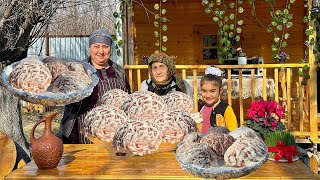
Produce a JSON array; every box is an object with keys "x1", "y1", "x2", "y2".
[{"x1": 5, "y1": 144, "x2": 320, "y2": 180}]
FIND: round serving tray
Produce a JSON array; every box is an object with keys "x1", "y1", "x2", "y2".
[
  {"x1": 86, "y1": 134, "x2": 180, "y2": 160},
  {"x1": 175, "y1": 142, "x2": 268, "y2": 179},
  {"x1": 1, "y1": 58, "x2": 99, "y2": 106}
]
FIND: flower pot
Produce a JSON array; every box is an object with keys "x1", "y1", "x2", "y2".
[
  {"x1": 279, "y1": 57, "x2": 286, "y2": 64},
  {"x1": 238, "y1": 56, "x2": 247, "y2": 65}
]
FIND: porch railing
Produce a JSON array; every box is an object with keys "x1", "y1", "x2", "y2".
[
  {"x1": 20, "y1": 63, "x2": 318, "y2": 142},
  {"x1": 125, "y1": 64, "x2": 318, "y2": 142}
]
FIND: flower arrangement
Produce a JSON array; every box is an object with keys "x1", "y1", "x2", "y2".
[
  {"x1": 245, "y1": 100, "x2": 286, "y2": 136},
  {"x1": 236, "y1": 47, "x2": 246, "y2": 57},
  {"x1": 274, "y1": 51, "x2": 290, "y2": 63}
]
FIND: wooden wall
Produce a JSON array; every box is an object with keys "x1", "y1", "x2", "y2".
[{"x1": 131, "y1": 0, "x2": 306, "y2": 66}]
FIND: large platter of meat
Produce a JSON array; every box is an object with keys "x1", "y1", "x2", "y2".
[
  {"x1": 1, "y1": 56, "x2": 98, "y2": 106},
  {"x1": 175, "y1": 126, "x2": 268, "y2": 179},
  {"x1": 83, "y1": 90, "x2": 198, "y2": 159}
]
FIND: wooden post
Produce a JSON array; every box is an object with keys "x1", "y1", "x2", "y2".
[{"x1": 308, "y1": 0, "x2": 318, "y2": 143}]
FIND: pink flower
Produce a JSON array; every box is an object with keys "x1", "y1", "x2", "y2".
[
  {"x1": 257, "y1": 110, "x2": 265, "y2": 117},
  {"x1": 264, "y1": 119, "x2": 269, "y2": 126},
  {"x1": 247, "y1": 109, "x2": 256, "y2": 118}
]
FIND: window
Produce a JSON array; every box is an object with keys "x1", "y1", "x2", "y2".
[{"x1": 202, "y1": 35, "x2": 218, "y2": 60}]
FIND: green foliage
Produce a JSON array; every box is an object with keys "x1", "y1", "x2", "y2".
[
  {"x1": 153, "y1": 1, "x2": 168, "y2": 53},
  {"x1": 249, "y1": 0, "x2": 296, "y2": 62},
  {"x1": 201, "y1": 0, "x2": 244, "y2": 64},
  {"x1": 264, "y1": 131, "x2": 296, "y2": 147}
]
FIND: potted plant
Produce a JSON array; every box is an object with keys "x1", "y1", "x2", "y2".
[
  {"x1": 264, "y1": 131, "x2": 298, "y2": 163},
  {"x1": 274, "y1": 51, "x2": 290, "y2": 64},
  {"x1": 237, "y1": 46, "x2": 247, "y2": 65},
  {"x1": 244, "y1": 100, "x2": 286, "y2": 137}
]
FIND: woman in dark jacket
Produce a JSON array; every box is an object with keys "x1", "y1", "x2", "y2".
[{"x1": 60, "y1": 29, "x2": 130, "y2": 144}]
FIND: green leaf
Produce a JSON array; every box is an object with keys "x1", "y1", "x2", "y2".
[
  {"x1": 282, "y1": 41, "x2": 287, "y2": 48},
  {"x1": 201, "y1": 0, "x2": 209, "y2": 5},
  {"x1": 236, "y1": 27, "x2": 242, "y2": 33},
  {"x1": 162, "y1": 0, "x2": 167, "y2": 2},
  {"x1": 162, "y1": 17, "x2": 168, "y2": 23},
  {"x1": 229, "y1": 13, "x2": 235, "y2": 20},
  {"x1": 155, "y1": 40, "x2": 160, "y2": 47},
  {"x1": 162, "y1": 9, "x2": 167, "y2": 15},
  {"x1": 276, "y1": 25, "x2": 283, "y2": 31},
  {"x1": 155, "y1": 14, "x2": 160, "y2": 20},
  {"x1": 272, "y1": 44, "x2": 278, "y2": 51},
  {"x1": 117, "y1": 40, "x2": 123, "y2": 46},
  {"x1": 274, "y1": 37, "x2": 280, "y2": 42},
  {"x1": 213, "y1": 17, "x2": 219, "y2": 22},
  {"x1": 229, "y1": 24, "x2": 235, "y2": 30},
  {"x1": 237, "y1": 19, "x2": 243, "y2": 25},
  {"x1": 117, "y1": 49, "x2": 121, "y2": 56},
  {"x1": 155, "y1": 50, "x2": 160, "y2": 54},
  {"x1": 284, "y1": 33, "x2": 290, "y2": 39},
  {"x1": 283, "y1": 9, "x2": 289, "y2": 15},
  {"x1": 162, "y1": 46, "x2": 167, "y2": 51},
  {"x1": 229, "y1": 2, "x2": 235, "y2": 8},
  {"x1": 162, "y1": 25, "x2": 167, "y2": 31},
  {"x1": 286, "y1": 22, "x2": 293, "y2": 28},
  {"x1": 229, "y1": 32, "x2": 234, "y2": 38},
  {"x1": 154, "y1": 4, "x2": 159, "y2": 10},
  {"x1": 267, "y1": 27, "x2": 272, "y2": 33},
  {"x1": 287, "y1": 14, "x2": 293, "y2": 20},
  {"x1": 113, "y1": 12, "x2": 119, "y2": 18},
  {"x1": 238, "y1": 7, "x2": 244, "y2": 13},
  {"x1": 216, "y1": 0, "x2": 221, "y2": 5},
  {"x1": 154, "y1": 21, "x2": 159, "y2": 27},
  {"x1": 303, "y1": 16, "x2": 309, "y2": 23},
  {"x1": 111, "y1": 35, "x2": 117, "y2": 41},
  {"x1": 275, "y1": 10, "x2": 281, "y2": 16},
  {"x1": 303, "y1": 64, "x2": 309, "y2": 70},
  {"x1": 154, "y1": 31, "x2": 159, "y2": 37},
  {"x1": 271, "y1": 21, "x2": 278, "y2": 26},
  {"x1": 162, "y1": 36, "x2": 168, "y2": 42},
  {"x1": 209, "y1": 2, "x2": 214, "y2": 8},
  {"x1": 290, "y1": 0, "x2": 295, "y2": 3},
  {"x1": 205, "y1": 8, "x2": 211, "y2": 14},
  {"x1": 224, "y1": 16, "x2": 229, "y2": 22},
  {"x1": 235, "y1": 35, "x2": 240, "y2": 41},
  {"x1": 305, "y1": 74, "x2": 310, "y2": 79}
]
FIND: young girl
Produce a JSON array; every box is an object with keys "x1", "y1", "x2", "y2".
[{"x1": 200, "y1": 66, "x2": 238, "y2": 134}]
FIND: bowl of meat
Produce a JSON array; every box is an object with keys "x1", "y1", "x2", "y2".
[
  {"x1": 175, "y1": 126, "x2": 268, "y2": 179},
  {"x1": 83, "y1": 90, "x2": 198, "y2": 159},
  {"x1": 1, "y1": 56, "x2": 98, "y2": 106}
]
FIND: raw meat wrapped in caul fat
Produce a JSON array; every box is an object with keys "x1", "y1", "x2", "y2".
[
  {"x1": 121, "y1": 91, "x2": 167, "y2": 119},
  {"x1": 83, "y1": 105, "x2": 128, "y2": 142},
  {"x1": 152, "y1": 110, "x2": 198, "y2": 143},
  {"x1": 162, "y1": 91, "x2": 194, "y2": 113},
  {"x1": 51, "y1": 71, "x2": 92, "y2": 94},
  {"x1": 175, "y1": 111, "x2": 198, "y2": 134},
  {"x1": 182, "y1": 132, "x2": 204, "y2": 144},
  {"x1": 224, "y1": 138, "x2": 267, "y2": 167},
  {"x1": 113, "y1": 120, "x2": 162, "y2": 156},
  {"x1": 229, "y1": 126, "x2": 263, "y2": 142},
  {"x1": 65, "y1": 61, "x2": 86, "y2": 72},
  {"x1": 176, "y1": 142, "x2": 219, "y2": 168},
  {"x1": 43, "y1": 57, "x2": 69, "y2": 82},
  {"x1": 9, "y1": 57, "x2": 52, "y2": 93},
  {"x1": 200, "y1": 132, "x2": 234, "y2": 156},
  {"x1": 207, "y1": 126, "x2": 230, "y2": 134},
  {"x1": 98, "y1": 89, "x2": 129, "y2": 109}
]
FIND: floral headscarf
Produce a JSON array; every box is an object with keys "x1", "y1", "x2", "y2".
[{"x1": 148, "y1": 52, "x2": 186, "y2": 93}]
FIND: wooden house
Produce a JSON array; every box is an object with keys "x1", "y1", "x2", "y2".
[{"x1": 121, "y1": 0, "x2": 319, "y2": 143}]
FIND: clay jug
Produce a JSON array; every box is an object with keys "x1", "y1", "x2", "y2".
[{"x1": 30, "y1": 112, "x2": 63, "y2": 169}]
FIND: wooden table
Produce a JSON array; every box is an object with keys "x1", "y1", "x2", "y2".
[{"x1": 5, "y1": 144, "x2": 320, "y2": 180}]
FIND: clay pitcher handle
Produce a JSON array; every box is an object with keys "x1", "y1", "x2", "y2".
[{"x1": 30, "y1": 112, "x2": 58, "y2": 144}]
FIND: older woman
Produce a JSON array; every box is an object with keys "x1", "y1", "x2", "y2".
[
  {"x1": 60, "y1": 29, "x2": 131, "y2": 144},
  {"x1": 140, "y1": 52, "x2": 192, "y2": 97}
]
